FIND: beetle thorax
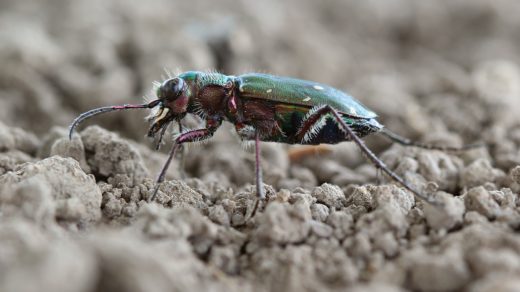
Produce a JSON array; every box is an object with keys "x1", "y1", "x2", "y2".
[{"x1": 189, "y1": 72, "x2": 236, "y2": 119}]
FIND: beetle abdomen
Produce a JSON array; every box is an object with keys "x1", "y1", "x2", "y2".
[{"x1": 253, "y1": 102, "x2": 383, "y2": 145}]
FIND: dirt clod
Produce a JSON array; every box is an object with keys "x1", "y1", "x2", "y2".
[
  {"x1": 465, "y1": 186, "x2": 502, "y2": 219},
  {"x1": 424, "y1": 192, "x2": 465, "y2": 230},
  {"x1": 0, "y1": 156, "x2": 102, "y2": 227},
  {"x1": 312, "y1": 183, "x2": 346, "y2": 209},
  {"x1": 408, "y1": 247, "x2": 471, "y2": 292},
  {"x1": 80, "y1": 126, "x2": 149, "y2": 184}
]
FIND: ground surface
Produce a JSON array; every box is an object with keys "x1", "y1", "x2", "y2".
[{"x1": 1, "y1": 0, "x2": 520, "y2": 291}]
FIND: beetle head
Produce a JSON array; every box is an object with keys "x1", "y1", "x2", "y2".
[
  {"x1": 147, "y1": 77, "x2": 190, "y2": 137},
  {"x1": 156, "y1": 77, "x2": 188, "y2": 109}
]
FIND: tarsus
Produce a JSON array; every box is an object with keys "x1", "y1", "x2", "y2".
[
  {"x1": 324, "y1": 106, "x2": 442, "y2": 206},
  {"x1": 380, "y1": 128, "x2": 485, "y2": 152}
]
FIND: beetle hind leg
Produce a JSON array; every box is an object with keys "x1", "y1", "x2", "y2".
[
  {"x1": 297, "y1": 105, "x2": 442, "y2": 206},
  {"x1": 296, "y1": 106, "x2": 331, "y2": 144},
  {"x1": 296, "y1": 105, "x2": 380, "y2": 144}
]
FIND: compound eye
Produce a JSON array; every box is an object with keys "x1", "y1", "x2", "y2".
[{"x1": 159, "y1": 78, "x2": 185, "y2": 101}]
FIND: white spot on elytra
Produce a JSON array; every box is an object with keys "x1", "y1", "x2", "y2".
[
  {"x1": 313, "y1": 85, "x2": 324, "y2": 90},
  {"x1": 266, "y1": 89, "x2": 273, "y2": 93},
  {"x1": 303, "y1": 96, "x2": 311, "y2": 102},
  {"x1": 350, "y1": 108, "x2": 358, "y2": 115}
]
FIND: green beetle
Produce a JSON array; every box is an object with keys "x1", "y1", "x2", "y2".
[{"x1": 70, "y1": 71, "x2": 480, "y2": 206}]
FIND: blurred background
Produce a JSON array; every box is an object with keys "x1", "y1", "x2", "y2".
[{"x1": 2, "y1": 0, "x2": 519, "y2": 138}]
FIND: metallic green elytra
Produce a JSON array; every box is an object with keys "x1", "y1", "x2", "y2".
[
  {"x1": 237, "y1": 73, "x2": 377, "y2": 119},
  {"x1": 69, "y1": 70, "x2": 481, "y2": 206},
  {"x1": 232, "y1": 73, "x2": 382, "y2": 144}
]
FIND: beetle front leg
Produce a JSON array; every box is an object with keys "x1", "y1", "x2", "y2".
[
  {"x1": 154, "y1": 121, "x2": 171, "y2": 151},
  {"x1": 176, "y1": 120, "x2": 188, "y2": 179},
  {"x1": 149, "y1": 126, "x2": 218, "y2": 202},
  {"x1": 297, "y1": 105, "x2": 441, "y2": 206}
]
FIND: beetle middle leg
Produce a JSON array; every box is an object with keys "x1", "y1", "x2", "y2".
[
  {"x1": 246, "y1": 130, "x2": 265, "y2": 219},
  {"x1": 254, "y1": 131, "x2": 265, "y2": 200},
  {"x1": 297, "y1": 105, "x2": 441, "y2": 206},
  {"x1": 234, "y1": 100, "x2": 279, "y2": 205}
]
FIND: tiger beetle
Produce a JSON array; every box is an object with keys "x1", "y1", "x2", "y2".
[{"x1": 69, "y1": 71, "x2": 481, "y2": 207}]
